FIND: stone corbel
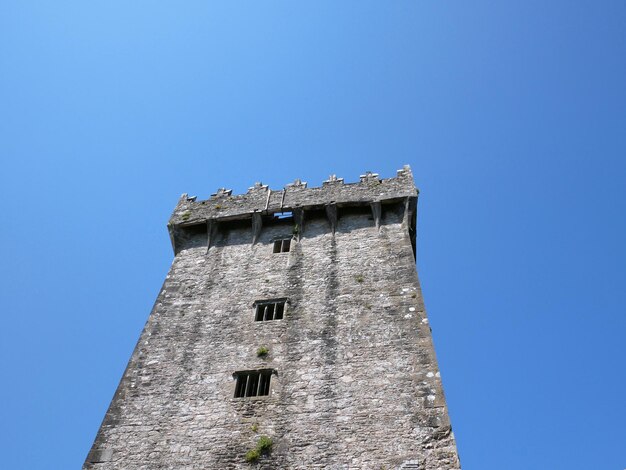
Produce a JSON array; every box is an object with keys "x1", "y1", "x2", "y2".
[
  {"x1": 325, "y1": 203, "x2": 337, "y2": 234},
  {"x1": 293, "y1": 207, "x2": 305, "y2": 241},
  {"x1": 206, "y1": 219, "x2": 219, "y2": 252},
  {"x1": 252, "y1": 211, "x2": 263, "y2": 245},
  {"x1": 403, "y1": 197, "x2": 414, "y2": 230},
  {"x1": 370, "y1": 201, "x2": 382, "y2": 232},
  {"x1": 168, "y1": 224, "x2": 181, "y2": 256}
]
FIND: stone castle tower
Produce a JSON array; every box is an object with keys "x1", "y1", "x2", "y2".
[{"x1": 84, "y1": 166, "x2": 461, "y2": 469}]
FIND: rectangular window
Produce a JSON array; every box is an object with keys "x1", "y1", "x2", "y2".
[
  {"x1": 234, "y1": 370, "x2": 272, "y2": 398},
  {"x1": 273, "y1": 211, "x2": 293, "y2": 220},
  {"x1": 273, "y1": 238, "x2": 291, "y2": 253},
  {"x1": 255, "y1": 300, "x2": 286, "y2": 321}
]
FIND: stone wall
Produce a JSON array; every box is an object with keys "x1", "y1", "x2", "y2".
[{"x1": 84, "y1": 167, "x2": 461, "y2": 469}]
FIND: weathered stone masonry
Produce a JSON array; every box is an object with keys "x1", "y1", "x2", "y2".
[{"x1": 84, "y1": 166, "x2": 461, "y2": 469}]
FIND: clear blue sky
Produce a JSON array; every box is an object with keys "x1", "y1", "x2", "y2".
[{"x1": 1, "y1": 2, "x2": 625, "y2": 469}]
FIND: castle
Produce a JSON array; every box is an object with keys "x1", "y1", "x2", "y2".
[{"x1": 84, "y1": 166, "x2": 461, "y2": 469}]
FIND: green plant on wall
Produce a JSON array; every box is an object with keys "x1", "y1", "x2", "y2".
[
  {"x1": 355, "y1": 274, "x2": 364, "y2": 283},
  {"x1": 181, "y1": 210, "x2": 191, "y2": 221},
  {"x1": 256, "y1": 436, "x2": 272, "y2": 453},
  {"x1": 256, "y1": 346, "x2": 269, "y2": 357},
  {"x1": 245, "y1": 435, "x2": 273, "y2": 463},
  {"x1": 245, "y1": 449, "x2": 260, "y2": 463}
]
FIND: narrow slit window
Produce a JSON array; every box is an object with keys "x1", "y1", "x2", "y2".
[
  {"x1": 255, "y1": 305, "x2": 265, "y2": 322},
  {"x1": 259, "y1": 373, "x2": 271, "y2": 396},
  {"x1": 246, "y1": 372, "x2": 259, "y2": 397},
  {"x1": 255, "y1": 300, "x2": 286, "y2": 322},
  {"x1": 234, "y1": 370, "x2": 273, "y2": 398},
  {"x1": 273, "y1": 239, "x2": 291, "y2": 253},
  {"x1": 264, "y1": 303, "x2": 275, "y2": 321},
  {"x1": 274, "y1": 302, "x2": 284, "y2": 320},
  {"x1": 234, "y1": 374, "x2": 248, "y2": 398}
]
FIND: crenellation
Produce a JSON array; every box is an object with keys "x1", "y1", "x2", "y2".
[
  {"x1": 285, "y1": 178, "x2": 307, "y2": 189},
  {"x1": 211, "y1": 188, "x2": 233, "y2": 198},
  {"x1": 248, "y1": 182, "x2": 269, "y2": 192},
  {"x1": 168, "y1": 167, "x2": 418, "y2": 234},
  {"x1": 359, "y1": 170, "x2": 381, "y2": 183},
  {"x1": 323, "y1": 174, "x2": 344, "y2": 185}
]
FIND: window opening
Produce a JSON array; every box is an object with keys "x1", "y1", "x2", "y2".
[
  {"x1": 273, "y1": 238, "x2": 291, "y2": 253},
  {"x1": 264, "y1": 303, "x2": 275, "y2": 321},
  {"x1": 275, "y1": 302, "x2": 284, "y2": 320},
  {"x1": 255, "y1": 300, "x2": 286, "y2": 321},
  {"x1": 273, "y1": 211, "x2": 293, "y2": 220},
  {"x1": 234, "y1": 370, "x2": 272, "y2": 398}
]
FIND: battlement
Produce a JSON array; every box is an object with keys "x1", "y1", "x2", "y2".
[
  {"x1": 170, "y1": 165, "x2": 416, "y2": 225},
  {"x1": 167, "y1": 166, "x2": 418, "y2": 255}
]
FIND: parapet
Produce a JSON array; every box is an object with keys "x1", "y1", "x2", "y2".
[{"x1": 168, "y1": 165, "x2": 418, "y2": 254}]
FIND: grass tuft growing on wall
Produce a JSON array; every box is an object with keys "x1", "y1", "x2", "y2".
[{"x1": 244, "y1": 436, "x2": 273, "y2": 463}]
